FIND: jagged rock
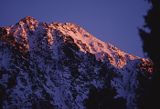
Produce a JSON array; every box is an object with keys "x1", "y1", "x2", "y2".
[{"x1": 0, "y1": 16, "x2": 153, "y2": 109}]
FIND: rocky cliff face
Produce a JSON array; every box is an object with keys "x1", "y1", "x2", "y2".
[{"x1": 0, "y1": 16, "x2": 153, "y2": 109}]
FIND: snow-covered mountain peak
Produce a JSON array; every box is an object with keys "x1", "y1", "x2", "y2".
[
  {"x1": 46, "y1": 21, "x2": 140, "y2": 68},
  {"x1": 1, "y1": 17, "x2": 151, "y2": 68},
  {"x1": 17, "y1": 16, "x2": 39, "y2": 31},
  {"x1": 0, "y1": 17, "x2": 153, "y2": 109},
  {"x1": 19, "y1": 16, "x2": 38, "y2": 25}
]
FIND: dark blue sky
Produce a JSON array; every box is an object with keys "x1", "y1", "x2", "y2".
[{"x1": 0, "y1": 0, "x2": 149, "y2": 57}]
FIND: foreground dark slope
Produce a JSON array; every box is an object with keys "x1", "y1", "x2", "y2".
[{"x1": 0, "y1": 16, "x2": 153, "y2": 109}]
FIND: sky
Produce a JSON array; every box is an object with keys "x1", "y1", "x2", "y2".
[{"x1": 0, "y1": 0, "x2": 150, "y2": 57}]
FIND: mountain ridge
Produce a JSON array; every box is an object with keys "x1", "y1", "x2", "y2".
[
  {"x1": 0, "y1": 16, "x2": 153, "y2": 109},
  {"x1": 1, "y1": 16, "x2": 151, "y2": 68}
]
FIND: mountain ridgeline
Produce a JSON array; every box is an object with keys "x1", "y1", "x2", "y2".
[{"x1": 0, "y1": 16, "x2": 153, "y2": 109}]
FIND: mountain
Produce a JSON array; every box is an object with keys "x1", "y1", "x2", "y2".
[{"x1": 0, "y1": 16, "x2": 153, "y2": 109}]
